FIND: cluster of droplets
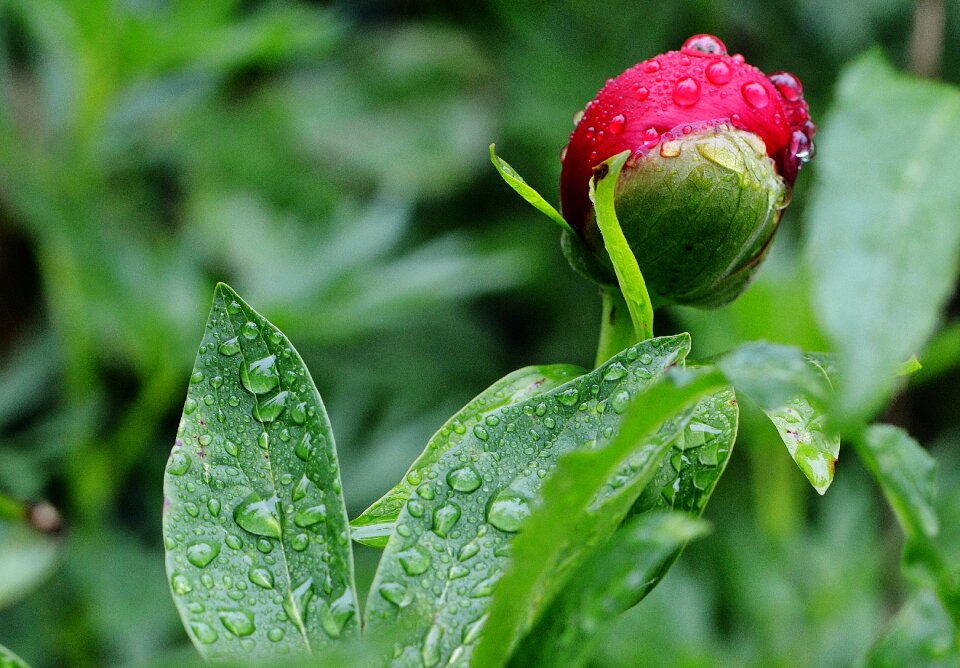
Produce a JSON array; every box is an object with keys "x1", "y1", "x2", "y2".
[{"x1": 563, "y1": 33, "x2": 815, "y2": 187}]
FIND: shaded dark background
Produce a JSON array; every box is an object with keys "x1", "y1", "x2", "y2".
[{"x1": 0, "y1": 1, "x2": 958, "y2": 665}]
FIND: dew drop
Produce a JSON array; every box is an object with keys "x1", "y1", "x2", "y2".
[
  {"x1": 218, "y1": 337, "x2": 241, "y2": 356},
  {"x1": 292, "y1": 475, "x2": 311, "y2": 502},
  {"x1": 253, "y1": 390, "x2": 289, "y2": 422},
  {"x1": 433, "y1": 503, "x2": 461, "y2": 538},
  {"x1": 768, "y1": 71, "x2": 802, "y2": 102},
  {"x1": 398, "y1": 545, "x2": 432, "y2": 576},
  {"x1": 295, "y1": 433, "x2": 313, "y2": 461},
  {"x1": 705, "y1": 61, "x2": 733, "y2": 85},
  {"x1": 487, "y1": 493, "x2": 530, "y2": 533},
  {"x1": 224, "y1": 440, "x2": 238, "y2": 457},
  {"x1": 258, "y1": 431, "x2": 269, "y2": 450},
  {"x1": 249, "y1": 567, "x2": 275, "y2": 589},
  {"x1": 291, "y1": 533, "x2": 309, "y2": 551},
  {"x1": 186, "y1": 540, "x2": 221, "y2": 568},
  {"x1": 191, "y1": 622, "x2": 218, "y2": 644},
  {"x1": 641, "y1": 126, "x2": 660, "y2": 149},
  {"x1": 240, "y1": 355, "x2": 280, "y2": 395},
  {"x1": 447, "y1": 465, "x2": 482, "y2": 493},
  {"x1": 379, "y1": 582, "x2": 411, "y2": 607},
  {"x1": 472, "y1": 425, "x2": 489, "y2": 441},
  {"x1": 557, "y1": 387, "x2": 580, "y2": 407},
  {"x1": 168, "y1": 451, "x2": 192, "y2": 476},
  {"x1": 458, "y1": 542, "x2": 480, "y2": 562},
  {"x1": 681, "y1": 34, "x2": 727, "y2": 56},
  {"x1": 603, "y1": 362, "x2": 628, "y2": 382},
  {"x1": 672, "y1": 77, "x2": 701, "y2": 107},
  {"x1": 320, "y1": 590, "x2": 355, "y2": 639},
  {"x1": 407, "y1": 498, "x2": 425, "y2": 517},
  {"x1": 225, "y1": 534, "x2": 243, "y2": 550},
  {"x1": 470, "y1": 574, "x2": 501, "y2": 598},
  {"x1": 741, "y1": 82, "x2": 770, "y2": 109},
  {"x1": 171, "y1": 573, "x2": 193, "y2": 595},
  {"x1": 218, "y1": 609, "x2": 255, "y2": 637},
  {"x1": 608, "y1": 113, "x2": 626, "y2": 135},
  {"x1": 611, "y1": 390, "x2": 631, "y2": 414},
  {"x1": 422, "y1": 624, "x2": 444, "y2": 668},
  {"x1": 417, "y1": 484, "x2": 436, "y2": 501},
  {"x1": 632, "y1": 85, "x2": 650, "y2": 101},
  {"x1": 241, "y1": 321, "x2": 259, "y2": 340},
  {"x1": 290, "y1": 401, "x2": 307, "y2": 425},
  {"x1": 268, "y1": 628, "x2": 285, "y2": 642},
  {"x1": 294, "y1": 503, "x2": 326, "y2": 528},
  {"x1": 183, "y1": 398, "x2": 198, "y2": 415},
  {"x1": 642, "y1": 58, "x2": 660, "y2": 73},
  {"x1": 234, "y1": 494, "x2": 282, "y2": 539},
  {"x1": 190, "y1": 370, "x2": 204, "y2": 384}
]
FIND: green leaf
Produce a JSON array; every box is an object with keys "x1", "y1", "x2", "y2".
[
  {"x1": 856, "y1": 424, "x2": 939, "y2": 540},
  {"x1": 867, "y1": 588, "x2": 958, "y2": 667},
  {"x1": 714, "y1": 342, "x2": 829, "y2": 411},
  {"x1": 805, "y1": 52, "x2": 960, "y2": 422},
  {"x1": 0, "y1": 498, "x2": 61, "y2": 610},
  {"x1": 351, "y1": 364, "x2": 585, "y2": 547},
  {"x1": 0, "y1": 644, "x2": 30, "y2": 668},
  {"x1": 162, "y1": 284, "x2": 358, "y2": 661},
  {"x1": 474, "y1": 367, "x2": 728, "y2": 668},
  {"x1": 589, "y1": 150, "x2": 654, "y2": 341},
  {"x1": 489, "y1": 144, "x2": 572, "y2": 233},
  {"x1": 508, "y1": 512, "x2": 711, "y2": 668},
  {"x1": 765, "y1": 395, "x2": 839, "y2": 495},
  {"x1": 363, "y1": 334, "x2": 694, "y2": 666}
]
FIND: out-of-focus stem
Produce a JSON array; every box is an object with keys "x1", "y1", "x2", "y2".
[{"x1": 908, "y1": 0, "x2": 945, "y2": 78}]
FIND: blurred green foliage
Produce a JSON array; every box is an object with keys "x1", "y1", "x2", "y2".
[{"x1": 0, "y1": 1, "x2": 958, "y2": 666}]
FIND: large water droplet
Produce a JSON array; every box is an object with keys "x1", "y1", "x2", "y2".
[
  {"x1": 218, "y1": 609, "x2": 255, "y2": 637},
  {"x1": 681, "y1": 34, "x2": 727, "y2": 56},
  {"x1": 768, "y1": 71, "x2": 802, "y2": 102},
  {"x1": 191, "y1": 621, "x2": 218, "y2": 644},
  {"x1": 241, "y1": 321, "x2": 259, "y2": 340},
  {"x1": 253, "y1": 391, "x2": 289, "y2": 422},
  {"x1": 672, "y1": 77, "x2": 701, "y2": 107},
  {"x1": 458, "y1": 541, "x2": 480, "y2": 562},
  {"x1": 422, "y1": 624, "x2": 444, "y2": 667},
  {"x1": 487, "y1": 493, "x2": 530, "y2": 533},
  {"x1": 268, "y1": 628, "x2": 285, "y2": 642},
  {"x1": 234, "y1": 494, "x2": 282, "y2": 539},
  {"x1": 447, "y1": 466, "x2": 482, "y2": 493},
  {"x1": 398, "y1": 545, "x2": 432, "y2": 576},
  {"x1": 292, "y1": 475, "x2": 311, "y2": 502},
  {"x1": 186, "y1": 540, "x2": 221, "y2": 568},
  {"x1": 218, "y1": 337, "x2": 241, "y2": 356},
  {"x1": 472, "y1": 425, "x2": 489, "y2": 441},
  {"x1": 248, "y1": 567, "x2": 275, "y2": 589},
  {"x1": 432, "y1": 503, "x2": 461, "y2": 538},
  {"x1": 320, "y1": 590, "x2": 355, "y2": 639},
  {"x1": 168, "y1": 451, "x2": 192, "y2": 476},
  {"x1": 284, "y1": 578, "x2": 315, "y2": 624},
  {"x1": 705, "y1": 61, "x2": 733, "y2": 85},
  {"x1": 379, "y1": 582, "x2": 412, "y2": 607},
  {"x1": 470, "y1": 574, "x2": 501, "y2": 598},
  {"x1": 608, "y1": 113, "x2": 626, "y2": 135},
  {"x1": 240, "y1": 355, "x2": 280, "y2": 395},
  {"x1": 632, "y1": 85, "x2": 650, "y2": 101},
  {"x1": 557, "y1": 387, "x2": 580, "y2": 407},
  {"x1": 171, "y1": 573, "x2": 193, "y2": 595},
  {"x1": 294, "y1": 503, "x2": 326, "y2": 528},
  {"x1": 603, "y1": 362, "x2": 628, "y2": 382},
  {"x1": 641, "y1": 58, "x2": 660, "y2": 73},
  {"x1": 741, "y1": 82, "x2": 770, "y2": 109},
  {"x1": 294, "y1": 432, "x2": 313, "y2": 461}
]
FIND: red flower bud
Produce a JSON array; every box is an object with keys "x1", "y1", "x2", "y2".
[{"x1": 560, "y1": 35, "x2": 815, "y2": 307}]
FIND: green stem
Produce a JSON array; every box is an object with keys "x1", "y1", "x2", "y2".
[{"x1": 594, "y1": 288, "x2": 638, "y2": 367}]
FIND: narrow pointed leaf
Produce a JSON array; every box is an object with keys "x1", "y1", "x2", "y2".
[
  {"x1": 489, "y1": 144, "x2": 572, "y2": 233},
  {"x1": 590, "y1": 150, "x2": 654, "y2": 341},
  {"x1": 510, "y1": 513, "x2": 711, "y2": 668},
  {"x1": 857, "y1": 424, "x2": 938, "y2": 540},
  {"x1": 351, "y1": 364, "x2": 585, "y2": 547},
  {"x1": 474, "y1": 368, "x2": 728, "y2": 667},
  {"x1": 364, "y1": 335, "x2": 693, "y2": 666},
  {"x1": 163, "y1": 284, "x2": 358, "y2": 661}
]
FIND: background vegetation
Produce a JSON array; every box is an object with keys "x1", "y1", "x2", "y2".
[{"x1": 1, "y1": 1, "x2": 958, "y2": 666}]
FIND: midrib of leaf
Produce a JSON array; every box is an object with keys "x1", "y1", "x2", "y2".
[{"x1": 223, "y1": 297, "x2": 312, "y2": 652}]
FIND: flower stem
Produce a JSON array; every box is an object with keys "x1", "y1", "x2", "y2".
[{"x1": 595, "y1": 288, "x2": 639, "y2": 367}]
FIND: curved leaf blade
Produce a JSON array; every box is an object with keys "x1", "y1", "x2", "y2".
[
  {"x1": 351, "y1": 364, "x2": 585, "y2": 547},
  {"x1": 489, "y1": 144, "x2": 571, "y2": 233},
  {"x1": 163, "y1": 284, "x2": 358, "y2": 661},
  {"x1": 364, "y1": 335, "x2": 693, "y2": 666},
  {"x1": 0, "y1": 644, "x2": 30, "y2": 668}
]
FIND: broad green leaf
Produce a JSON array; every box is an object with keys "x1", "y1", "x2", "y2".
[
  {"x1": 867, "y1": 588, "x2": 958, "y2": 667},
  {"x1": 0, "y1": 644, "x2": 30, "y2": 668},
  {"x1": 714, "y1": 342, "x2": 829, "y2": 410},
  {"x1": 857, "y1": 424, "x2": 938, "y2": 540},
  {"x1": 489, "y1": 144, "x2": 572, "y2": 233},
  {"x1": 474, "y1": 368, "x2": 728, "y2": 667},
  {"x1": 508, "y1": 512, "x2": 710, "y2": 668},
  {"x1": 351, "y1": 364, "x2": 585, "y2": 547},
  {"x1": 589, "y1": 150, "x2": 654, "y2": 341},
  {"x1": 805, "y1": 52, "x2": 960, "y2": 422},
  {"x1": 163, "y1": 284, "x2": 358, "y2": 661},
  {"x1": 364, "y1": 334, "x2": 693, "y2": 666}
]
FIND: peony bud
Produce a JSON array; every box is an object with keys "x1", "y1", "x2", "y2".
[{"x1": 560, "y1": 35, "x2": 815, "y2": 307}]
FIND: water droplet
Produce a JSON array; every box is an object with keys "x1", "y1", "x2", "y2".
[
  {"x1": 290, "y1": 401, "x2": 307, "y2": 425},
  {"x1": 241, "y1": 321, "x2": 259, "y2": 340},
  {"x1": 219, "y1": 337, "x2": 241, "y2": 356},
  {"x1": 449, "y1": 565, "x2": 469, "y2": 580},
  {"x1": 706, "y1": 61, "x2": 733, "y2": 85},
  {"x1": 639, "y1": 353, "x2": 653, "y2": 365},
  {"x1": 191, "y1": 621, "x2": 218, "y2": 644},
  {"x1": 660, "y1": 140, "x2": 682, "y2": 157},
  {"x1": 672, "y1": 77, "x2": 701, "y2": 107},
  {"x1": 487, "y1": 493, "x2": 530, "y2": 533},
  {"x1": 257, "y1": 431, "x2": 269, "y2": 450},
  {"x1": 379, "y1": 581, "x2": 412, "y2": 607},
  {"x1": 294, "y1": 432, "x2": 314, "y2": 461},
  {"x1": 256, "y1": 537, "x2": 273, "y2": 553},
  {"x1": 741, "y1": 82, "x2": 769, "y2": 109},
  {"x1": 223, "y1": 440, "x2": 238, "y2": 457},
  {"x1": 557, "y1": 387, "x2": 580, "y2": 407},
  {"x1": 171, "y1": 573, "x2": 193, "y2": 595},
  {"x1": 432, "y1": 503, "x2": 461, "y2": 537},
  {"x1": 422, "y1": 624, "x2": 444, "y2": 667},
  {"x1": 184, "y1": 502, "x2": 199, "y2": 517},
  {"x1": 603, "y1": 362, "x2": 628, "y2": 382},
  {"x1": 183, "y1": 398, "x2": 198, "y2": 415},
  {"x1": 768, "y1": 71, "x2": 802, "y2": 102},
  {"x1": 219, "y1": 609, "x2": 255, "y2": 637},
  {"x1": 463, "y1": 614, "x2": 487, "y2": 644},
  {"x1": 458, "y1": 541, "x2": 480, "y2": 562},
  {"x1": 284, "y1": 578, "x2": 314, "y2": 625},
  {"x1": 291, "y1": 533, "x2": 309, "y2": 551},
  {"x1": 641, "y1": 126, "x2": 660, "y2": 149},
  {"x1": 791, "y1": 129, "x2": 814, "y2": 163},
  {"x1": 406, "y1": 498, "x2": 425, "y2": 518},
  {"x1": 608, "y1": 113, "x2": 626, "y2": 135},
  {"x1": 268, "y1": 628, "x2": 285, "y2": 642},
  {"x1": 249, "y1": 567, "x2": 274, "y2": 589},
  {"x1": 320, "y1": 590, "x2": 355, "y2": 639},
  {"x1": 240, "y1": 355, "x2": 280, "y2": 395},
  {"x1": 572, "y1": 109, "x2": 585, "y2": 126},
  {"x1": 447, "y1": 466, "x2": 482, "y2": 493},
  {"x1": 470, "y1": 574, "x2": 501, "y2": 598},
  {"x1": 472, "y1": 424, "x2": 489, "y2": 442},
  {"x1": 190, "y1": 370, "x2": 204, "y2": 384},
  {"x1": 186, "y1": 540, "x2": 221, "y2": 568},
  {"x1": 234, "y1": 494, "x2": 282, "y2": 539},
  {"x1": 632, "y1": 85, "x2": 649, "y2": 101},
  {"x1": 681, "y1": 34, "x2": 727, "y2": 56},
  {"x1": 398, "y1": 545, "x2": 432, "y2": 576},
  {"x1": 417, "y1": 484, "x2": 436, "y2": 501},
  {"x1": 642, "y1": 58, "x2": 660, "y2": 73},
  {"x1": 294, "y1": 503, "x2": 326, "y2": 528},
  {"x1": 291, "y1": 475, "x2": 311, "y2": 502},
  {"x1": 611, "y1": 390, "x2": 631, "y2": 414},
  {"x1": 168, "y1": 451, "x2": 192, "y2": 476},
  {"x1": 253, "y1": 390, "x2": 289, "y2": 422}
]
